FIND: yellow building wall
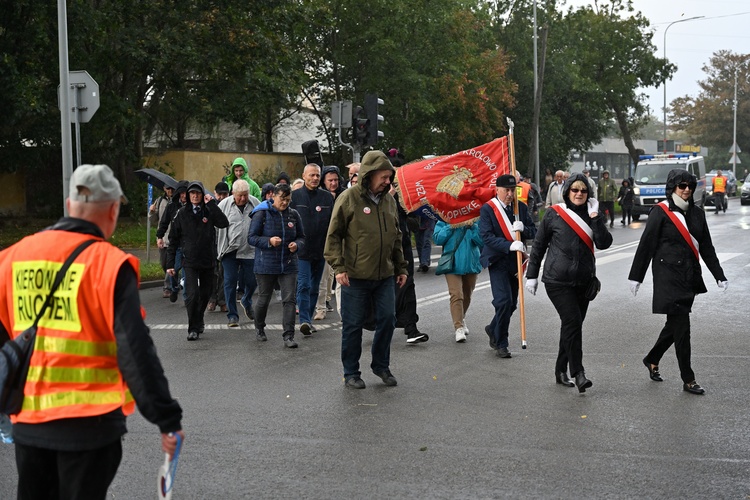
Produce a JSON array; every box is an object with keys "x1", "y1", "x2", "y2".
[
  {"x1": 143, "y1": 150, "x2": 306, "y2": 191},
  {"x1": 0, "y1": 172, "x2": 26, "y2": 215},
  {"x1": 0, "y1": 151, "x2": 307, "y2": 215}
]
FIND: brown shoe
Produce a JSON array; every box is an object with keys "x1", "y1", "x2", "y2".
[
  {"x1": 220, "y1": 304, "x2": 228, "y2": 312},
  {"x1": 207, "y1": 300, "x2": 216, "y2": 312},
  {"x1": 162, "y1": 290, "x2": 172, "y2": 298}
]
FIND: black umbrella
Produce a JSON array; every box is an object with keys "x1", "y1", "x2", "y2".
[{"x1": 135, "y1": 168, "x2": 178, "y2": 190}]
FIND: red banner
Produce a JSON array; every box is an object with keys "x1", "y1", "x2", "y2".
[{"x1": 395, "y1": 137, "x2": 510, "y2": 226}]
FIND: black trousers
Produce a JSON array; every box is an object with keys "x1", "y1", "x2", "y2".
[
  {"x1": 645, "y1": 314, "x2": 695, "y2": 383},
  {"x1": 395, "y1": 274, "x2": 420, "y2": 335},
  {"x1": 184, "y1": 266, "x2": 214, "y2": 332},
  {"x1": 16, "y1": 439, "x2": 122, "y2": 500},
  {"x1": 545, "y1": 283, "x2": 590, "y2": 376}
]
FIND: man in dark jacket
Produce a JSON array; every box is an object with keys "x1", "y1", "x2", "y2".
[
  {"x1": 325, "y1": 151, "x2": 408, "y2": 389},
  {"x1": 321, "y1": 165, "x2": 346, "y2": 198},
  {"x1": 479, "y1": 174, "x2": 536, "y2": 358},
  {"x1": 291, "y1": 163, "x2": 334, "y2": 335},
  {"x1": 167, "y1": 181, "x2": 229, "y2": 340},
  {"x1": 390, "y1": 156, "x2": 429, "y2": 344},
  {"x1": 628, "y1": 169, "x2": 727, "y2": 395},
  {"x1": 249, "y1": 183, "x2": 306, "y2": 347}
]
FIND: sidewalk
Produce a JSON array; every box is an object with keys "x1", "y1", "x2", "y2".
[{"x1": 123, "y1": 247, "x2": 163, "y2": 289}]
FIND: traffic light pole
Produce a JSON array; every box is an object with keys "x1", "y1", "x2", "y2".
[{"x1": 336, "y1": 125, "x2": 355, "y2": 162}]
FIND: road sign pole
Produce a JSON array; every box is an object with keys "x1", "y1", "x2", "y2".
[
  {"x1": 74, "y1": 86, "x2": 82, "y2": 167},
  {"x1": 58, "y1": 0, "x2": 73, "y2": 215}
]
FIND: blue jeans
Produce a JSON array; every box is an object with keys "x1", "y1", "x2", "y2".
[
  {"x1": 488, "y1": 264, "x2": 518, "y2": 349},
  {"x1": 222, "y1": 252, "x2": 257, "y2": 321},
  {"x1": 170, "y1": 248, "x2": 187, "y2": 301},
  {"x1": 415, "y1": 219, "x2": 435, "y2": 267},
  {"x1": 296, "y1": 258, "x2": 326, "y2": 324},
  {"x1": 254, "y1": 273, "x2": 297, "y2": 339},
  {"x1": 340, "y1": 277, "x2": 396, "y2": 380}
]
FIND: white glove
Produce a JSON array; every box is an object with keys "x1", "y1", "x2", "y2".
[
  {"x1": 587, "y1": 198, "x2": 599, "y2": 217},
  {"x1": 525, "y1": 278, "x2": 538, "y2": 295},
  {"x1": 629, "y1": 280, "x2": 640, "y2": 297},
  {"x1": 509, "y1": 240, "x2": 524, "y2": 252},
  {"x1": 718, "y1": 280, "x2": 729, "y2": 292},
  {"x1": 512, "y1": 221, "x2": 525, "y2": 232}
]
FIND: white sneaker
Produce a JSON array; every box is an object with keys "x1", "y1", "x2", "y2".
[
  {"x1": 462, "y1": 320, "x2": 469, "y2": 335},
  {"x1": 455, "y1": 327, "x2": 467, "y2": 343}
]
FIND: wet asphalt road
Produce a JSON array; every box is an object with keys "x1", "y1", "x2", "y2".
[{"x1": 1, "y1": 203, "x2": 750, "y2": 498}]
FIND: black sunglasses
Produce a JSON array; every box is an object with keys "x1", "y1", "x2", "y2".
[
  {"x1": 569, "y1": 188, "x2": 588, "y2": 194},
  {"x1": 676, "y1": 183, "x2": 691, "y2": 190}
]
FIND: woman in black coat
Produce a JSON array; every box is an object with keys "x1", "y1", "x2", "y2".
[
  {"x1": 628, "y1": 169, "x2": 727, "y2": 395},
  {"x1": 526, "y1": 173, "x2": 613, "y2": 393}
]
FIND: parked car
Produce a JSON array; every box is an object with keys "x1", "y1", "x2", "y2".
[{"x1": 741, "y1": 173, "x2": 750, "y2": 205}]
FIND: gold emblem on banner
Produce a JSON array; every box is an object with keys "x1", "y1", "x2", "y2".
[{"x1": 436, "y1": 166, "x2": 477, "y2": 199}]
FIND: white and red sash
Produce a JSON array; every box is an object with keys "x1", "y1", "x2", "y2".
[
  {"x1": 656, "y1": 201, "x2": 700, "y2": 261},
  {"x1": 551, "y1": 204, "x2": 594, "y2": 255},
  {"x1": 488, "y1": 197, "x2": 515, "y2": 242}
]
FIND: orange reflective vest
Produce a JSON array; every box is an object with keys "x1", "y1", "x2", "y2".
[
  {"x1": 0, "y1": 230, "x2": 138, "y2": 424},
  {"x1": 713, "y1": 176, "x2": 726, "y2": 193},
  {"x1": 515, "y1": 182, "x2": 531, "y2": 204}
]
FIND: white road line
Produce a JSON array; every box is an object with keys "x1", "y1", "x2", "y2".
[{"x1": 149, "y1": 322, "x2": 342, "y2": 330}]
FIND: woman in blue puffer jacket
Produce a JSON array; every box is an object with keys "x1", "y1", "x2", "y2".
[
  {"x1": 433, "y1": 220, "x2": 483, "y2": 343},
  {"x1": 248, "y1": 183, "x2": 305, "y2": 347}
]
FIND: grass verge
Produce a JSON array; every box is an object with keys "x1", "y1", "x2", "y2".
[{"x1": 2, "y1": 217, "x2": 165, "y2": 281}]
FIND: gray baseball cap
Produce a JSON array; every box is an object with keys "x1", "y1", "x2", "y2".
[{"x1": 69, "y1": 164, "x2": 128, "y2": 204}]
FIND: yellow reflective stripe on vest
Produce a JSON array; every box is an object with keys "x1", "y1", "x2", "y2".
[
  {"x1": 22, "y1": 390, "x2": 125, "y2": 412},
  {"x1": 26, "y1": 366, "x2": 120, "y2": 384},
  {"x1": 36, "y1": 335, "x2": 117, "y2": 357}
]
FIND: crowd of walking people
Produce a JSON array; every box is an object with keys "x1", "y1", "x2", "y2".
[{"x1": 151, "y1": 155, "x2": 728, "y2": 395}]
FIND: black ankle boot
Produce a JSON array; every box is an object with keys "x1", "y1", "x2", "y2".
[
  {"x1": 555, "y1": 371, "x2": 575, "y2": 387},
  {"x1": 574, "y1": 372, "x2": 593, "y2": 393}
]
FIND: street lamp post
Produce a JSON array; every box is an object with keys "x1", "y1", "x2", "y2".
[
  {"x1": 663, "y1": 16, "x2": 704, "y2": 153},
  {"x1": 732, "y1": 68, "x2": 739, "y2": 177}
]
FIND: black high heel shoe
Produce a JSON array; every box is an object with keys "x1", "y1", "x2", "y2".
[
  {"x1": 574, "y1": 372, "x2": 593, "y2": 393},
  {"x1": 642, "y1": 358, "x2": 663, "y2": 382},
  {"x1": 555, "y1": 372, "x2": 575, "y2": 387}
]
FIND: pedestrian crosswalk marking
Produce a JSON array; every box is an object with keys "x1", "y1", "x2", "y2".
[{"x1": 149, "y1": 322, "x2": 342, "y2": 331}]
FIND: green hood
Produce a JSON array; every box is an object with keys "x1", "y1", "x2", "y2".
[
  {"x1": 231, "y1": 157, "x2": 248, "y2": 175},
  {"x1": 358, "y1": 151, "x2": 395, "y2": 192}
]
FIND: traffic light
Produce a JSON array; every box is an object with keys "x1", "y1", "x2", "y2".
[
  {"x1": 353, "y1": 106, "x2": 370, "y2": 145},
  {"x1": 301, "y1": 140, "x2": 324, "y2": 167},
  {"x1": 364, "y1": 94, "x2": 384, "y2": 146}
]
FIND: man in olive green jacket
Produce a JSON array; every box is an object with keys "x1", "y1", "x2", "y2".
[
  {"x1": 597, "y1": 169, "x2": 618, "y2": 228},
  {"x1": 325, "y1": 150, "x2": 408, "y2": 389}
]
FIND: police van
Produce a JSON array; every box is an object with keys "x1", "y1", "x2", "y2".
[{"x1": 631, "y1": 153, "x2": 706, "y2": 220}]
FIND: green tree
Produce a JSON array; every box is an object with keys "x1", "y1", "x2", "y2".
[
  {"x1": 493, "y1": 0, "x2": 611, "y2": 178},
  {"x1": 563, "y1": 0, "x2": 674, "y2": 166},
  {"x1": 670, "y1": 50, "x2": 750, "y2": 171},
  {"x1": 305, "y1": 0, "x2": 515, "y2": 160}
]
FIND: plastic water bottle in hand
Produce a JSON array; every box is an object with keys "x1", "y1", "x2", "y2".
[{"x1": 0, "y1": 414, "x2": 13, "y2": 444}]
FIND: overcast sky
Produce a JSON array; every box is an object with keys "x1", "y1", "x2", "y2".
[{"x1": 564, "y1": 0, "x2": 750, "y2": 116}]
